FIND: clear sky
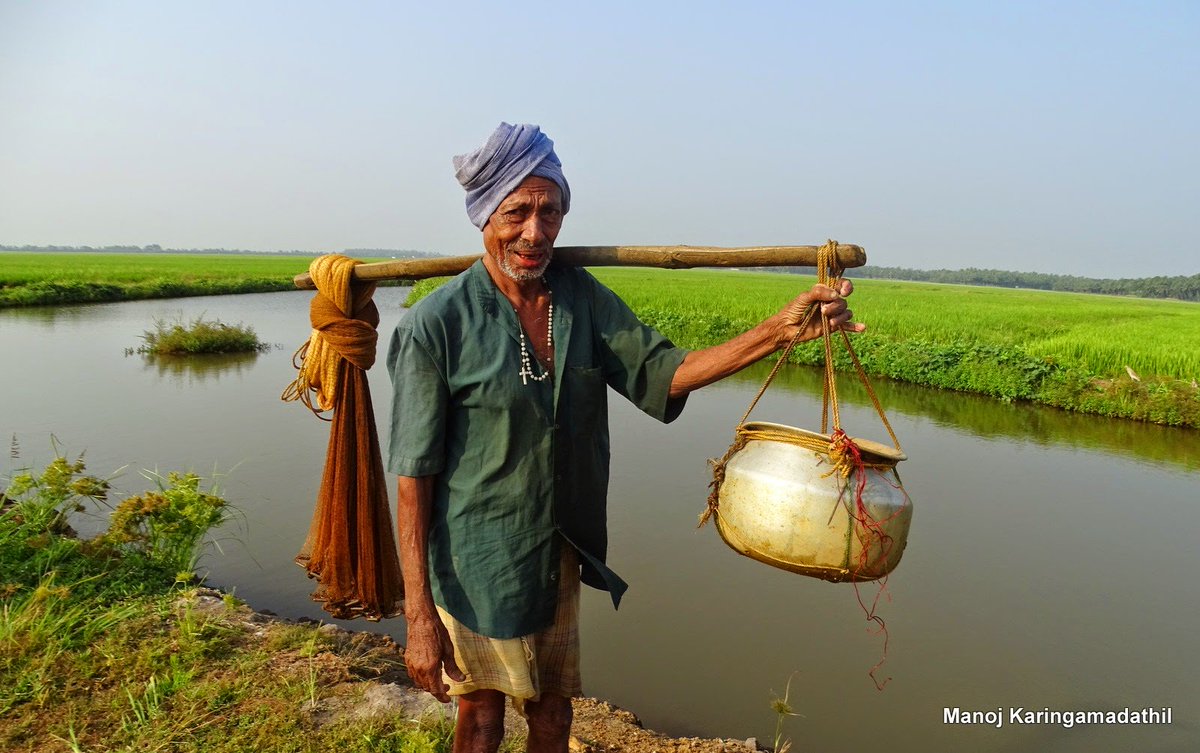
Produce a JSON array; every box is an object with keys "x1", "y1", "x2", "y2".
[{"x1": 1, "y1": 1, "x2": 1196, "y2": 277}]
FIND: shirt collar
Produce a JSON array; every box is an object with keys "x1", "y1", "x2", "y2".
[{"x1": 464, "y1": 256, "x2": 576, "y2": 409}]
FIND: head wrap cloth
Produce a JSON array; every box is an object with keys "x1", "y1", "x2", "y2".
[{"x1": 453, "y1": 122, "x2": 571, "y2": 229}]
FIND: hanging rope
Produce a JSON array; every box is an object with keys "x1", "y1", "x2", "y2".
[
  {"x1": 281, "y1": 254, "x2": 403, "y2": 621},
  {"x1": 701, "y1": 239, "x2": 909, "y2": 690}
]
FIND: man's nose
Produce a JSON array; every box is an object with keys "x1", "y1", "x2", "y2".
[{"x1": 520, "y1": 216, "x2": 549, "y2": 245}]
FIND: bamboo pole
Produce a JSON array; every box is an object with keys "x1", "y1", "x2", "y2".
[{"x1": 292, "y1": 244, "x2": 866, "y2": 289}]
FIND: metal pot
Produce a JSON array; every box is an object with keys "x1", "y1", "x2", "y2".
[{"x1": 714, "y1": 421, "x2": 912, "y2": 582}]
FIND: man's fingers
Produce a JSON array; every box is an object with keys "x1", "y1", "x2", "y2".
[
  {"x1": 807, "y1": 283, "x2": 839, "y2": 302},
  {"x1": 442, "y1": 636, "x2": 466, "y2": 681},
  {"x1": 427, "y1": 673, "x2": 451, "y2": 703},
  {"x1": 436, "y1": 622, "x2": 466, "y2": 681},
  {"x1": 815, "y1": 297, "x2": 867, "y2": 336},
  {"x1": 431, "y1": 672, "x2": 452, "y2": 703},
  {"x1": 825, "y1": 305, "x2": 851, "y2": 322},
  {"x1": 810, "y1": 280, "x2": 854, "y2": 301},
  {"x1": 411, "y1": 663, "x2": 451, "y2": 702}
]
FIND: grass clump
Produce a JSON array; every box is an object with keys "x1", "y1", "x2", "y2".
[
  {"x1": 101, "y1": 470, "x2": 231, "y2": 581},
  {"x1": 0, "y1": 453, "x2": 223, "y2": 715},
  {"x1": 138, "y1": 315, "x2": 269, "y2": 355}
]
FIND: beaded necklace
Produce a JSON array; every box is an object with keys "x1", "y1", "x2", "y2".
[{"x1": 516, "y1": 287, "x2": 553, "y2": 385}]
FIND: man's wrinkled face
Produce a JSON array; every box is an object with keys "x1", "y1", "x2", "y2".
[{"x1": 482, "y1": 176, "x2": 563, "y2": 282}]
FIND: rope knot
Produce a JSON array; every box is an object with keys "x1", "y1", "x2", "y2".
[
  {"x1": 826, "y1": 429, "x2": 860, "y2": 480},
  {"x1": 282, "y1": 255, "x2": 380, "y2": 415}
]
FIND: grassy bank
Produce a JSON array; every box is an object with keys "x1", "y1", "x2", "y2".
[
  {"x1": 410, "y1": 268, "x2": 1200, "y2": 427},
  {"x1": 0, "y1": 253, "x2": 315, "y2": 306},
  {"x1": 0, "y1": 455, "x2": 455, "y2": 753}
]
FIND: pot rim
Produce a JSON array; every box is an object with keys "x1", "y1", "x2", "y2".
[{"x1": 740, "y1": 421, "x2": 908, "y2": 463}]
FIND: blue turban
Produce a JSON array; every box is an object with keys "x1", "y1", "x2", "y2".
[{"x1": 453, "y1": 122, "x2": 571, "y2": 229}]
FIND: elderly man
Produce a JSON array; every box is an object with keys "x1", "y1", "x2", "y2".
[{"x1": 386, "y1": 122, "x2": 861, "y2": 753}]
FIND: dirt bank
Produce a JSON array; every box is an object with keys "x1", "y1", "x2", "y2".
[{"x1": 193, "y1": 589, "x2": 760, "y2": 753}]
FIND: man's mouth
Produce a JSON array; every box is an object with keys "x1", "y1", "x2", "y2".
[
  {"x1": 498, "y1": 242, "x2": 552, "y2": 281},
  {"x1": 509, "y1": 246, "x2": 549, "y2": 266}
]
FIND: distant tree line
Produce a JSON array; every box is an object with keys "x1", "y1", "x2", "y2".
[
  {"x1": 839, "y1": 266, "x2": 1200, "y2": 301},
  {"x1": 0, "y1": 244, "x2": 437, "y2": 259},
  {"x1": 742, "y1": 264, "x2": 1200, "y2": 301}
]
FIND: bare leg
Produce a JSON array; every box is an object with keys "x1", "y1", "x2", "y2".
[
  {"x1": 524, "y1": 693, "x2": 573, "y2": 753},
  {"x1": 454, "y1": 689, "x2": 506, "y2": 753}
]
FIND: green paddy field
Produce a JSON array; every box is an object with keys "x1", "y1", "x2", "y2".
[
  {"x1": 0, "y1": 252, "x2": 315, "y2": 305},
  {"x1": 423, "y1": 266, "x2": 1200, "y2": 427}
]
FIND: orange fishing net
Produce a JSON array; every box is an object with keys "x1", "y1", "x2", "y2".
[{"x1": 282, "y1": 254, "x2": 402, "y2": 621}]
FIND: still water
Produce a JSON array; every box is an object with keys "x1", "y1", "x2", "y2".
[{"x1": 1, "y1": 291, "x2": 1196, "y2": 752}]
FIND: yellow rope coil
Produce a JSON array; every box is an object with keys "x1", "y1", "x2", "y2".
[{"x1": 281, "y1": 254, "x2": 369, "y2": 414}]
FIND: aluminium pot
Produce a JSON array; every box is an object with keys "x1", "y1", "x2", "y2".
[{"x1": 714, "y1": 421, "x2": 912, "y2": 582}]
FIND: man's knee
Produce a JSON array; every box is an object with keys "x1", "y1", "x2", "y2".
[
  {"x1": 525, "y1": 693, "x2": 572, "y2": 736},
  {"x1": 456, "y1": 690, "x2": 506, "y2": 752}
]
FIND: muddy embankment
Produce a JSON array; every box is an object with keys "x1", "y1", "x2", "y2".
[{"x1": 200, "y1": 589, "x2": 763, "y2": 753}]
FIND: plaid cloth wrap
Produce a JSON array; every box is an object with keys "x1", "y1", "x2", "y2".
[{"x1": 436, "y1": 547, "x2": 583, "y2": 710}]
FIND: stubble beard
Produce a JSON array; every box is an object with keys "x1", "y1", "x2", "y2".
[{"x1": 499, "y1": 240, "x2": 552, "y2": 282}]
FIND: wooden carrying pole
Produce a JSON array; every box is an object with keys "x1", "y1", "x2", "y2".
[{"x1": 293, "y1": 244, "x2": 866, "y2": 289}]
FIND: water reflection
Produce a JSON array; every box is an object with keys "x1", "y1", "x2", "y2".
[
  {"x1": 135, "y1": 351, "x2": 263, "y2": 385},
  {"x1": 0, "y1": 303, "x2": 99, "y2": 327}
]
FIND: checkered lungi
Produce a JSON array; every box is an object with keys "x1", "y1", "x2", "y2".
[{"x1": 436, "y1": 546, "x2": 582, "y2": 710}]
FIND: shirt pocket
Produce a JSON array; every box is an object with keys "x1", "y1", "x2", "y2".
[{"x1": 563, "y1": 365, "x2": 608, "y2": 441}]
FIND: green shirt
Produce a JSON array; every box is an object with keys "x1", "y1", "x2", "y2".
[{"x1": 386, "y1": 260, "x2": 688, "y2": 638}]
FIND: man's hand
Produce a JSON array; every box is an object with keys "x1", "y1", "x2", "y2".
[
  {"x1": 669, "y1": 278, "x2": 865, "y2": 398},
  {"x1": 404, "y1": 610, "x2": 465, "y2": 703},
  {"x1": 775, "y1": 279, "x2": 865, "y2": 347}
]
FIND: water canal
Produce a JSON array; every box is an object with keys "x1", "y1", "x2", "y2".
[{"x1": 1, "y1": 290, "x2": 1196, "y2": 751}]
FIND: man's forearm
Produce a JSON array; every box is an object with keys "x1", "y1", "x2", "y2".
[
  {"x1": 668, "y1": 315, "x2": 785, "y2": 398},
  {"x1": 667, "y1": 281, "x2": 861, "y2": 399},
  {"x1": 396, "y1": 475, "x2": 438, "y2": 618},
  {"x1": 395, "y1": 474, "x2": 463, "y2": 697}
]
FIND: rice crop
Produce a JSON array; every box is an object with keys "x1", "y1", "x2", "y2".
[
  {"x1": 0, "y1": 253, "x2": 316, "y2": 306},
  {"x1": 573, "y1": 268, "x2": 1199, "y2": 427},
  {"x1": 0, "y1": 252, "x2": 313, "y2": 285},
  {"x1": 589, "y1": 269, "x2": 1200, "y2": 383}
]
